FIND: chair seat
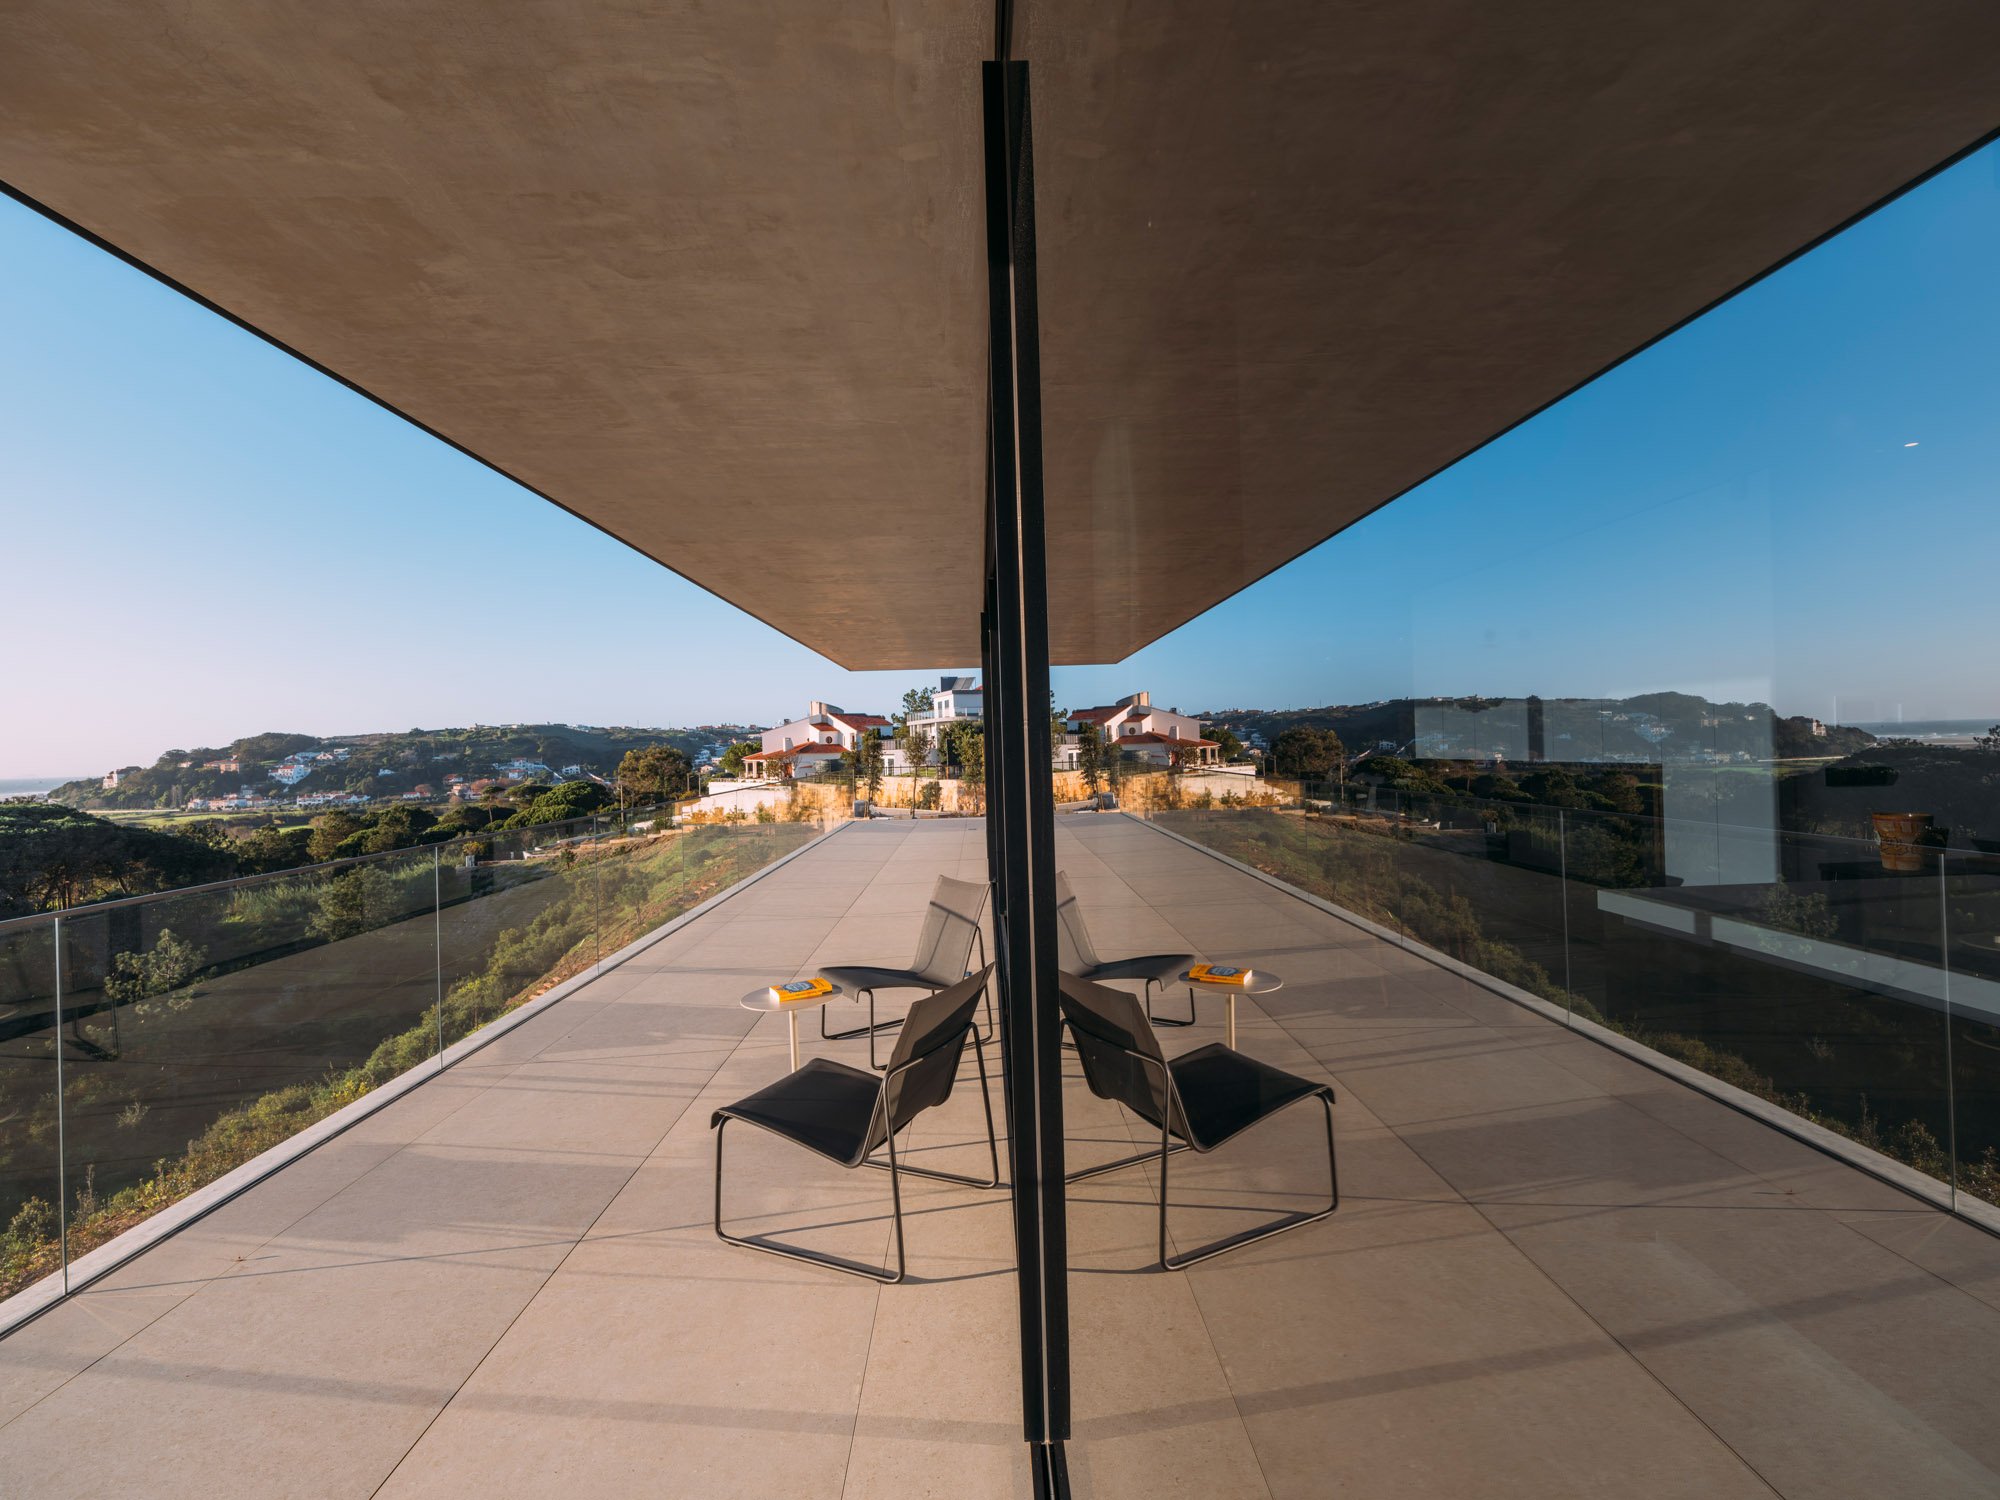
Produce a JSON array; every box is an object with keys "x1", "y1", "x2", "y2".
[
  {"x1": 1169, "y1": 1045, "x2": 1332, "y2": 1152},
  {"x1": 820, "y1": 964, "x2": 939, "y2": 993},
  {"x1": 711, "y1": 1058, "x2": 881, "y2": 1167},
  {"x1": 1080, "y1": 952, "x2": 1196, "y2": 986}
]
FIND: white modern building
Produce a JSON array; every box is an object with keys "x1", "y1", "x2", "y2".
[
  {"x1": 741, "y1": 701, "x2": 893, "y2": 781},
  {"x1": 886, "y1": 676, "x2": 984, "y2": 772}
]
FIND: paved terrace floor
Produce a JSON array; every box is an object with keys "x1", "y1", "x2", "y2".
[{"x1": 3, "y1": 818, "x2": 1999, "y2": 1499}]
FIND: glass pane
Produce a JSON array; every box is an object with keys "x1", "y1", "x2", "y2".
[
  {"x1": 48, "y1": 846, "x2": 442, "y2": 1272},
  {"x1": 1031, "y1": 33, "x2": 2000, "y2": 1484},
  {"x1": 434, "y1": 818, "x2": 601, "y2": 1051},
  {"x1": 1946, "y1": 844, "x2": 2000, "y2": 1208},
  {"x1": 0, "y1": 919, "x2": 64, "y2": 1299}
]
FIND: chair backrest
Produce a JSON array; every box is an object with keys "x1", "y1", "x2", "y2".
[
  {"x1": 1052, "y1": 870, "x2": 1103, "y2": 973},
  {"x1": 872, "y1": 966, "x2": 993, "y2": 1146},
  {"x1": 1056, "y1": 972, "x2": 1175, "y2": 1130},
  {"x1": 909, "y1": 875, "x2": 991, "y2": 986}
]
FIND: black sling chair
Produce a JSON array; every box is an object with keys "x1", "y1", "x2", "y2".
[
  {"x1": 820, "y1": 874, "x2": 994, "y2": 1069},
  {"x1": 1058, "y1": 972, "x2": 1339, "y2": 1270},
  {"x1": 712, "y1": 967, "x2": 999, "y2": 1283},
  {"x1": 1054, "y1": 869, "x2": 1199, "y2": 1026}
]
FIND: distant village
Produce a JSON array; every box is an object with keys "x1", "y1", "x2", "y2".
[
  {"x1": 109, "y1": 683, "x2": 1234, "y2": 817},
  {"x1": 80, "y1": 685, "x2": 1869, "y2": 821}
]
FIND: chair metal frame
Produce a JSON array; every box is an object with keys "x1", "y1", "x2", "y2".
[
  {"x1": 1059, "y1": 975, "x2": 1338, "y2": 1270},
  {"x1": 714, "y1": 971, "x2": 1002, "y2": 1284}
]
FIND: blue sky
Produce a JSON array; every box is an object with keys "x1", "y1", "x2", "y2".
[{"x1": 5, "y1": 142, "x2": 1998, "y2": 778}]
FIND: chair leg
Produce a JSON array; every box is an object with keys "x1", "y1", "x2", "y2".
[
  {"x1": 1145, "y1": 978, "x2": 1197, "y2": 1028},
  {"x1": 1065, "y1": 1135, "x2": 1191, "y2": 1184},
  {"x1": 971, "y1": 929, "x2": 997, "y2": 1046},
  {"x1": 1158, "y1": 1090, "x2": 1339, "y2": 1271},
  {"x1": 820, "y1": 989, "x2": 904, "y2": 1045},
  {"x1": 712, "y1": 1117, "x2": 906, "y2": 1284},
  {"x1": 863, "y1": 1035, "x2": 1003, "y2": 1190}
]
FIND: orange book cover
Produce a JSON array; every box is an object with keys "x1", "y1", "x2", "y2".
[
  {"x1": 1188, "y1": 963, "x2": 1251, "y2": 986},
  {"x1": 774, "y1": 977, "x2": 834, "y2": 1001}
]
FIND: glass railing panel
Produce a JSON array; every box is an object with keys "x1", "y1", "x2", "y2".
[
  {"x1": 47, "y1": 845, "x2": 444, "y2": 1280},
  {"x1": 593, "y1": 813, "x2": 689, "y2": 957},
  {"x1": 1944, "y1": 844, "x2": 2000, "y2": 1207},
  {"x1": 1382, "y1": 791, "x2": 1571, "y2": 1009},
  {"x1": 1144, "y1": 777, "x2": 1412, "y2": 940},
  {"x1": 433, "y1": 818, "x2": 603, "y2": 1050},
  {"x1": 1563, "y1": 809, "x2": 1957, "y2": 1192},
  {"x1": 679, "y1": 818, "x2": 824, "y2": 913},
  {"x1": 0, "y1": 919, "x2": 63, "y2": 1300}
]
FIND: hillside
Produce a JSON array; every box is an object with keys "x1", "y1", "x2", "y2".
[
  {"x1": 50, "y1": 722, "x2": 756, "y2": 812},
  {"x1": 1202, "y1": 694, "x2": 1876, "y2": 765}
]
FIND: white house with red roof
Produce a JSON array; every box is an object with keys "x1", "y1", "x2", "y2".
[
  {"x1": 742, "y1": 701, "x2": 894, "y2": 781},
  {"x1": 1062, "y1": 691, "x2": 1220, "y2": 769}
]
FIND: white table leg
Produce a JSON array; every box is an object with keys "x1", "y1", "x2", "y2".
[{"x1": 788, "y1": 1011, "x2": 800, "y2": 1072}]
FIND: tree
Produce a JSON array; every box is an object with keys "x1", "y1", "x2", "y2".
[
  {"x1": 856, "y1": 731, "x2": 886, "y2": 801},
  {"x1": 237, "y1": 822, "x2": 314, "y2": 874},
  {"x1": 947, "y1": 721, "x2": 985, "y2": 789},
  {"x1": 177, "y1": 820, "x2": 236, "y2": 854},
  {"x1": 505, "y1": 780, "x2": 614, "y2": 828},
  {"x1": 1078, "y1": 724, "x2": 1105, "y2": 793},
  {"x1": 308, "y1": 810, "x2": 366, "y2": 863},
  {"x1": 1272, "y1": 726, "x2": 1346, "y2": 782},
  {"x1": 234, "y1": 731, "x2": 319, "y2": 763},
  {"x1": 718, "y1": 739, "x2": 760, "y2": 778},
  {"x1": 1978, "y1": 725, "x2": 2000, "y2": 753},
  {"x1": 361, "y1": 804, "x2": 438, "y2": 853},
  {"x1": 895, "y1": 685, "x2": 936, "y2": 778},
  {"x1": 1211, "y1": 727, "x2": 1244, "y2": 761},
  {"x1": 309, "y1": 865, "x2": 396, "y2": 942},
  {"x1": 0, "y1": 804, "x2": 241, "y2": 916},
  {"x1": 616, "y1": 744, "x2": 692, "y2": 803},
  {"x1": 104, "y1": 929, "x2": 207, "y2": 1002}
]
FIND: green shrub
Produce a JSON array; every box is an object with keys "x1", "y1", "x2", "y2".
[{"x1": 103, "y1": 928, "x2": 208, "y2": 1002}]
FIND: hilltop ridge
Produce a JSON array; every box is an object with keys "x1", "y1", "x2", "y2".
[{"x1": 51, "y1": 721, "x2": 760, "y2": 812}]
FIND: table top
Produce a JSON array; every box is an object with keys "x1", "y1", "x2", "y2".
[
  {"x1": 739, "y1": 979, "x2": 847, "y2": 1013},
  {"x1": 1178, "y1": 966, "x2": 1284, "y2": 996}
]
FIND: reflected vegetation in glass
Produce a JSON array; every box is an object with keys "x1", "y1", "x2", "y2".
[
  {"x1": 0, "y1": 921, "x2": 63, "y2": 1295},
  {"x1": 0, "y1": 804, "x2": 830, "y2": 1302},
  {"x1": 1138, "y1": 769, "x2": 1994, "y2": 1211}
]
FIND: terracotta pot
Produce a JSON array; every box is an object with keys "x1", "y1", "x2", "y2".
[{"x1": 1872, "y1": 812, "x2": 1934, "y2": 873}]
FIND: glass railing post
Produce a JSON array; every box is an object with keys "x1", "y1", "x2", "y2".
[
  {"x1": 433, "y1": 844, "x2": 444, "y2": 1068},
  {"x1": 53, "y1": 912, "x2": 68, "y2": 1293},
  {"x1": 1941, "y1": 857, "x2": 1958, "y2": 1210},
  {"x1": 1558, "y1": 808, "x2": 1573, "y2": 1026}
]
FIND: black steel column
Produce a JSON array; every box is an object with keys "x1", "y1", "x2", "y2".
[{"x1": 981, "y1": 58, "x2": 1071, "y2": 1493}]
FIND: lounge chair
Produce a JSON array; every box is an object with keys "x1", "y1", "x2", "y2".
[
  {"x1": 711, "y1": 968, "x2": 999, "y2": 1283},
  {"x1": 1058, "y1": 972, "x2": 1338, "y2": 1269},
  {"x1": 1054, "y1": 870, "x2": 1200, "y2": 1027},
  {"x1": 821, "y1": 874, "x2": 992, "y2": 1068}
]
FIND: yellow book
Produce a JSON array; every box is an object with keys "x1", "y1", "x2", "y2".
[
  {"x1": 774, "y1": 977, "x2": 835, "y2": 1001},
  {"x1": 1187, "y1": 963, "x2": 1251, "y2": 986}
]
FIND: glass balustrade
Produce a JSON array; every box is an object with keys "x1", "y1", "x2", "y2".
[{"x1": 0, "y1": 803, "x2": 832, "y2": 1304}]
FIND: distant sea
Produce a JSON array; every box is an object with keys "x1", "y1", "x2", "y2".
[
  {"x1": 1852, "y1": 719, "x2": 1995, "y2": 745},
  {"x1": 0, "y1": 777, "x2": 79, "y2": 800}
]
